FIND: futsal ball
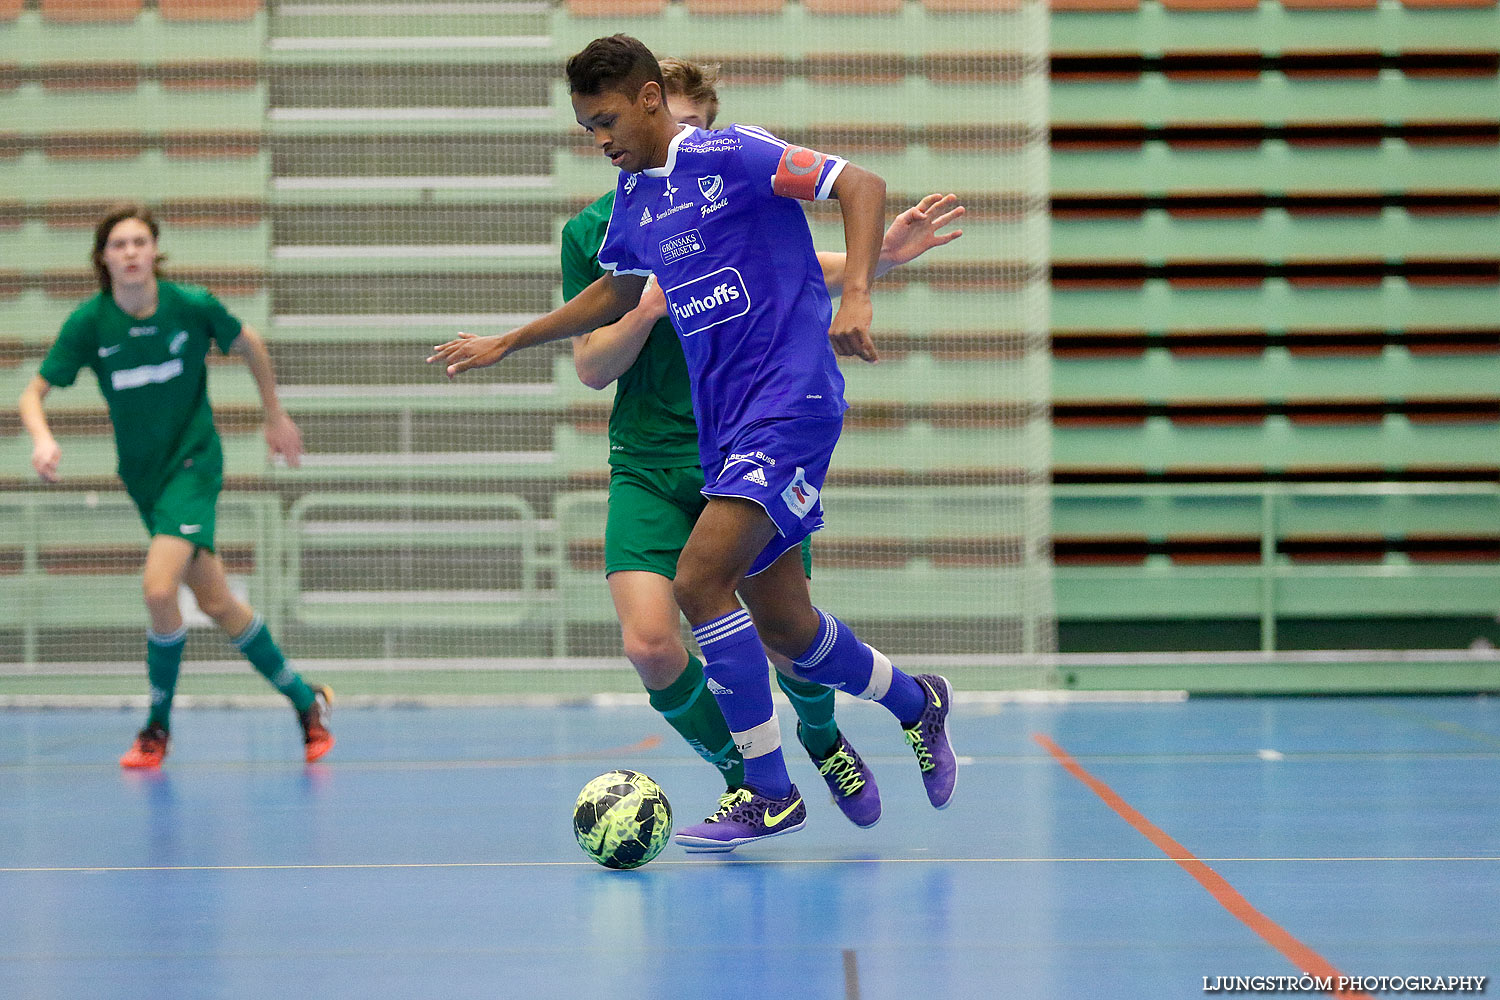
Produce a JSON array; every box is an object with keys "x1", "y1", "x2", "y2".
[{"x1": 573, "y1": 769, "x2": 673, "y2": 870}]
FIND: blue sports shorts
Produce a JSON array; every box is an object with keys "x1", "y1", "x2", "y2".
[{"x1": 699, "y1": 414, "x2": 842, "y2": 577}]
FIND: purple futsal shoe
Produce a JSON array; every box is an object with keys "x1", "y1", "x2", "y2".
[
  {"x1": 801, "y1": 724, "x2": 881, "y2": 828},
  {"x1": 902, "y1": 674, "x2": 957, "y2": 809},
  {"x1": 673, "y1": 784, "x2": 807, "y2": 853}
]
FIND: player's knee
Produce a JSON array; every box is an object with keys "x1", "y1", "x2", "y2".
[
  {"x1": 141, "y1": 577, "x2": 178, "y2": 613},
  {"x1": 670, "y1": 573, "x2": 703, "y2": 621},
  {"x1": 621, "y1": 629, "x2": 685, "y2": 679},
  {"x1": 672, "y1": 565, "x2": 732, "y2": 622}
]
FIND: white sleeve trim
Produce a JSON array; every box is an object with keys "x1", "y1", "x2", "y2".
[
  {"x1": 816, "y1": 157, "x2": 847, "y2": 201},
  {"x1": 598, "y1": 259, "x2": 654, "y2": 277},
  {"x1": 736, "y1": 123, "x2": 788, "y2": 150}
]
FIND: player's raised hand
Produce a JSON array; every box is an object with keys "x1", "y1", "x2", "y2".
[
  {"x1": 427, "y1": 331, "x2": 514, "y2": 379},
  {"x1": 265, "y1": 410, "x2": 303, "y2": 469},
  {"x1": 829, "y1": 293, "x2": 879, "y2": 363},
  {"x1": 31, "y1": 438, "x2": 61, "y2": 482},
  {"x1": 881, "y1": 193, "x2": 965, "y2": 267}
]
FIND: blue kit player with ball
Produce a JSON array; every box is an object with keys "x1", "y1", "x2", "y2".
[{"x1": 429, "y1": 35, "x2": 956, "y2": 851}]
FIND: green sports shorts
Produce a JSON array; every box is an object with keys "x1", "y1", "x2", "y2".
[
  {"x1": 605, "y1": 464, "x2": 812, "y2": 580},
  {"x1": 132, "y1": 458, "x2": 221, "y2": 552}
]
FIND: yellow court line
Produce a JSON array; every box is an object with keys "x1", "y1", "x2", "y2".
[
  {"x1": 3, "y1": 856, "x2": 1497, "y2": 874},
  {"x1": 1364, "y1": 703, "x2": 1500, "y2": 751}
]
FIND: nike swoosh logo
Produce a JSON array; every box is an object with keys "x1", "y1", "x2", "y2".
[
  {"x1": 764, "y1": 797, "x2": 801, "y2": 828},
  {"x1": 926, "y1": 679, "x2": 943, "y2": 709}
]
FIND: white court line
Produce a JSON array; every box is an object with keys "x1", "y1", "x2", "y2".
[
  {"x1": 1048, "y1": 648, "x2": 1500, "y2": 667},
  {"x1": 5, "y1": 856, "x2": 1496, "y2": 874},
  {"x1": 273, "y1": 175, "x2": 552, "y2": 191},
  {"x1": 269, "y1": 107, "x2": 552, "y2": 123},
  {"x1": 270, "y1": 35, "x2": 551, "y2": 51}
]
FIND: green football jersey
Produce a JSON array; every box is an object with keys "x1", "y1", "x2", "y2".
[
  {"x1": 38, "y1": 281, "x2": 243, "y2": 500},
  {"x1": 560, "y1": 190, "x2": 700, "y2": 469}
]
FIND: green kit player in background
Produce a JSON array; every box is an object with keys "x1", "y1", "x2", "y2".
[
  {"x1": 560, "y1": 59, "x2": 965, "y2": 828},
  {"x1": 17, "y1": 204, "x2": 334, "y2": 768}
]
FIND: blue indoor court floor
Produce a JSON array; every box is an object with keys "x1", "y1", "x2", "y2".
[{"x1": 2, "y1": 695, "x2": 1497, "y2": 999}]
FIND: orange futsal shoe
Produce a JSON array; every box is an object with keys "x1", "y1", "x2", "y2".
[
  {"x1": 120, "y1": 724, "x2": 170, "y2": 768},
  {"x1": 299, "y1": 684, "x2": 335, "y2": 763}
]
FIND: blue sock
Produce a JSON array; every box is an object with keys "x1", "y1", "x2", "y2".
[
  {"x1": 691, "y1": 609, "x2": 791, "y2": 799},
  {"x1": 792, "y1": 609, "x2": 926, "y2": 725}
]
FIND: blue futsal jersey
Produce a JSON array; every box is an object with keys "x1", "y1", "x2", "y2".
[{"x1": 597, "y1": 123, "x2": 851, "y2": 471}]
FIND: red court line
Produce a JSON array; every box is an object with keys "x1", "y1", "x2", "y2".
[
  {"x1": 1033, "y1": 732, "x2": 1375, "y2": 1000},
  {"x1": 542, "y1": 734, "x2": 663, "y2": 762}
]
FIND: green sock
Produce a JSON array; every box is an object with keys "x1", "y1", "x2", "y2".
[
  {"x1": 777, "y1": 670, "x2": 839, "y2": 758},
  {"x1": 233, "y1": 614, "x2": 314, "y2": 713},
  {"x1": 647, "y1": 654, "x2": 745, "y2": 789},
  {"x1": 145, "y1": 626, "x2": 186, "y2": 731}
]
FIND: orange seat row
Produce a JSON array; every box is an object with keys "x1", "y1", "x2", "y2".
[
  {"x1": 5, "y1": 0, "x2": 1491, "y2": 19},
  {"x1": 1, "y1": 0, "x2": 259, "y2": 22}
]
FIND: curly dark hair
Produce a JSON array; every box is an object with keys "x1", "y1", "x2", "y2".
[{"x1": 565, "y1": 34, "x2": 663, "y2": 99}]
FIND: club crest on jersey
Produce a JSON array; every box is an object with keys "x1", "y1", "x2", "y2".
[
  {"x1": 664, "y1": 267, "x2": 750, "y2": 337},
  {"x1": 698, "y1": 175, "x2": 723, "y2": 201},
  {"x1": 781, "y1": 467, "x2": 819, "y2": 518},
  {"x1": 169, "y1": 331, "x2": 189, "y2": 355}
]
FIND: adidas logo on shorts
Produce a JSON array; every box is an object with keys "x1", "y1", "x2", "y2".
[{"x1": 742, "y1": 468, "x2": 768, "y2": 486}]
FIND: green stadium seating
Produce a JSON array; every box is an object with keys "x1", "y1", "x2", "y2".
[
  {"x1": 5, "y1": 0, "x2": 1497, "y2": 659},
  {"x1": 282, "y1": 492, "x2": 544, "y2": 630},
  {"x1": 0, "y1": 491, "x2": 283, "y2": 651},
  {"x1": 1052, "y1": 1, "x2": 1500, "y2": 53}
]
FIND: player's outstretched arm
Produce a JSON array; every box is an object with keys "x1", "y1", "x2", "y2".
[
  {"x1": 429, "y1": 272, "x2": 649, "y2": 380},
  {"x1": 573, "y1": 275, "x2": 668, "y2": 390},
  {"x1": 828, "y1": 163, "x2": 887, "y2": 364},
  {"x1": 231, "y1": 324, "x2": 304, "y2": 469},
  {"x1": 818, "y1": 193, "x2": 966, "y2": 298},
  {"x1": 18, "y1": 374, "x2": 61, "y2": 482}
]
